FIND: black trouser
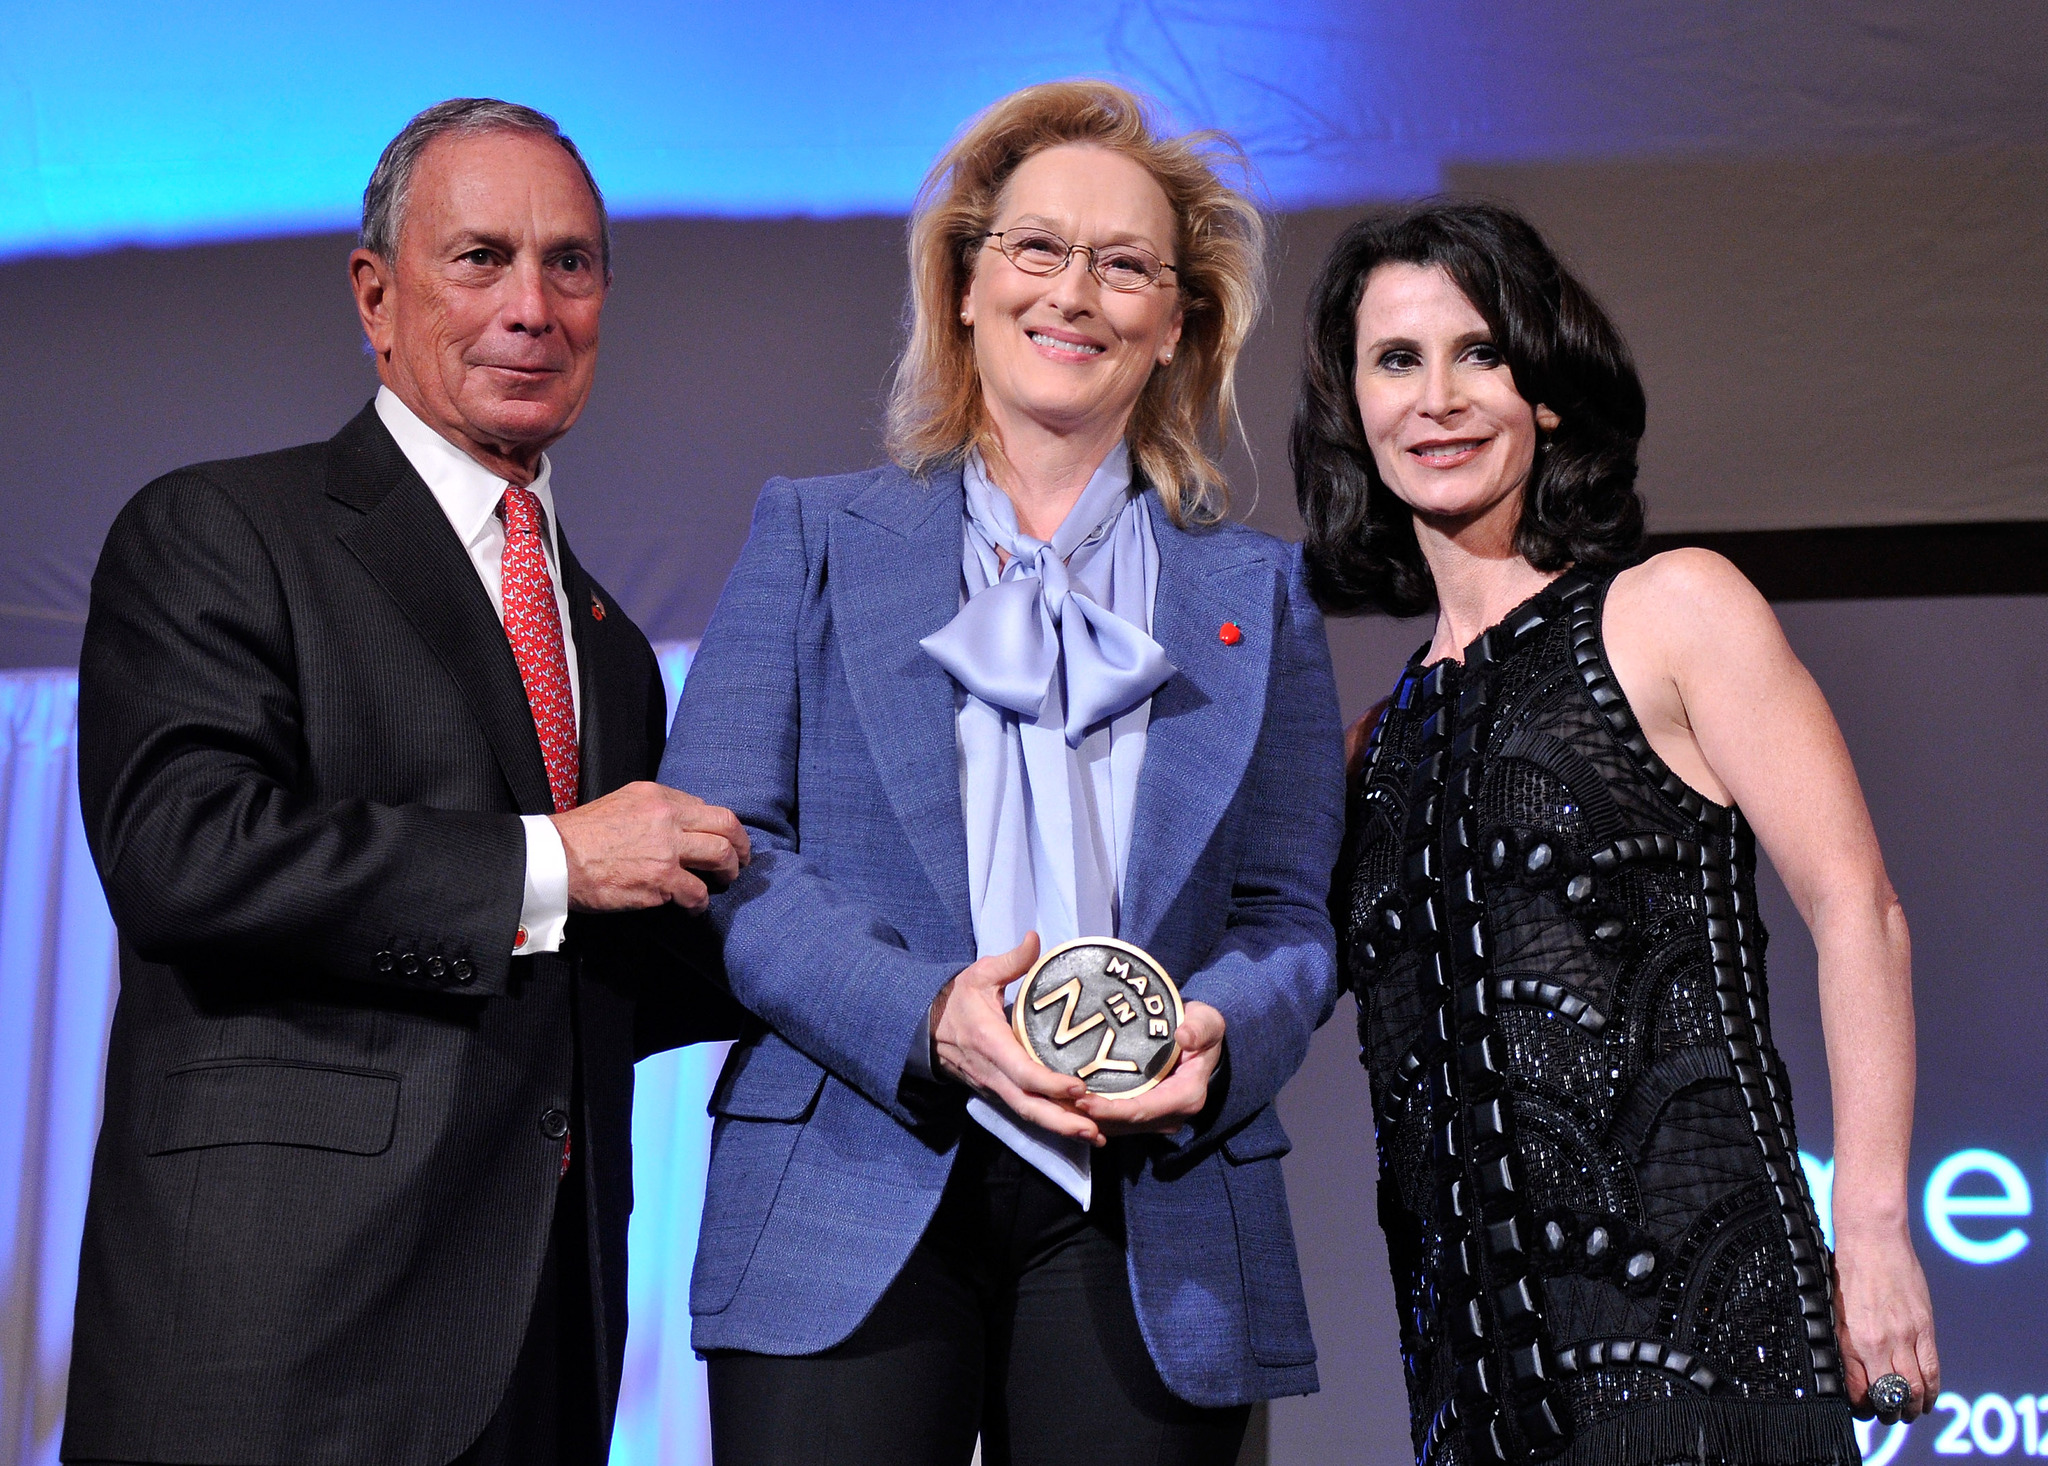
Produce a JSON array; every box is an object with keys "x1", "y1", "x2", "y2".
[{"x1": 706, "y1": 1125, "x2": 1251, "y2": 1466}]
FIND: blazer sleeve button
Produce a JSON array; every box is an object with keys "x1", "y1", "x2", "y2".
[
  {"x1": 399, "y1": 952, "x2": 421, "y2": 978},
  {"x1": 425, "y1": 955, "x2": 447, "y2": 980},
  {"x1": 374, "y1": 950, "x2": 395, "y2": 974},
  {"x1": 450, "y1": 956, "x2": 474, "y2": 983},
  {"x1": 540, "y1": 1109, "x2": 570, "y2": 1140}
]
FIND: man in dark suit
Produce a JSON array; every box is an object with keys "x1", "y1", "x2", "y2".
[{"x1": 63, "y1": 99, "x2": 742, "y2": 1466}]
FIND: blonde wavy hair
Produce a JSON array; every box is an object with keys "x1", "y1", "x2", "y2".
[{"x1": 884, "y1": 81, "x2": 1267, "y2": 526}]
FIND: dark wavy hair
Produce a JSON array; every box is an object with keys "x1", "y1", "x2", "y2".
[{"x1": 1292, "y1": 199, "x2": 1646, "y2": 617}]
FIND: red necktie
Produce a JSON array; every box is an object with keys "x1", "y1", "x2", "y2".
[{"x1": 498, "y1": 486, "x2": 579, "y2": 813}]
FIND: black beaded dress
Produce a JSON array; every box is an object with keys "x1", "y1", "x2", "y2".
[{"x1": 1340, "y1": 571, "x2": 1858, "y2": 1466}]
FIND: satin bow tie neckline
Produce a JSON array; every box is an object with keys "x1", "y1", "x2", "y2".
[{"x1": 921, "y1": 453, "x2": 1175, "y2": 747}]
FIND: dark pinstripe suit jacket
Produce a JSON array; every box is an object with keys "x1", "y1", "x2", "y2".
[{"x1": 63, "y1": 403, "x2": 731, "y2": 1465}]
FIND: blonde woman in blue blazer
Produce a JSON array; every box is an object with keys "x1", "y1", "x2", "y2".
[{"x1": 663, "y1": 81, "x2": 1345, "y2": 1466}]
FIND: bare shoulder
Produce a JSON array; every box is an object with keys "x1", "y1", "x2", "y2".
[
  {"x1": 1611, "y1": 547, "x2": 1764, "y2": 614},
  {"x1": 1608, "y1": 548, "x2": 1780, "y2": 649}
]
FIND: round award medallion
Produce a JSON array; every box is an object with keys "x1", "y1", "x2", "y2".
[{"x1": 1011, "y1": 937, "x2": 1184, "y2": 1098}]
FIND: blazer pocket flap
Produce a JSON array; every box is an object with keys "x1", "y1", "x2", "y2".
[
  {"x1": 709, "y1": 1036, "x2": 828, "y2": 1122},
  {"x1": 147, "y1": 1059, "x2": 400, "y2": 1156},
  {"x1": 1222, "y1": 1108, "x2": 1292, "y2": 1164}
]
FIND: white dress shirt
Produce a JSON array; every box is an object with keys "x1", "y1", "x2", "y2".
[{"x1": 374, "y1": 386, "x2": 575, "y2": 955}]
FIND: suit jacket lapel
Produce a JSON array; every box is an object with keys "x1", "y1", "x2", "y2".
[
  {"x1": 328, "y1": 406, "x2": 556, "y2": 816},
  {"x1": 553, "y1": 526, "x2": 625, "y2": 798},
  {"x1": 1121, "y1": 500, "x2": 1278, "y2": 952},
  {"x1": 829, "y1": 465, "x2": 976, "y2": 950}
]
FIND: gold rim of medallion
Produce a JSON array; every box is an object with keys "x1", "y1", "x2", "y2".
[{"x1": 1010, "y1": 936, "x2": 1185, "y2": 1099}]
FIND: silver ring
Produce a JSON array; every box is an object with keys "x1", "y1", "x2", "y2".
[{"x1": 1869, "y1": 1373, "x2": 1912, "y2": 1420}]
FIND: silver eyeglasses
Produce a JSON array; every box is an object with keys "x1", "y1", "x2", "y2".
[{"x1": 980, "y1": 227, "x2": 1178, "y2": 292}]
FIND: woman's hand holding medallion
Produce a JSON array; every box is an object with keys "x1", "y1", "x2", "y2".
[
  {"x1": 1078, "y1": 1001, "x2": 1225, "y2": 1136},
  {"x1": 931, "y1": 933, "x2": 1103, "y2": 1146},
  {"x1": 930, "y1": 934, "x2": 1227, "y2": 1143}
]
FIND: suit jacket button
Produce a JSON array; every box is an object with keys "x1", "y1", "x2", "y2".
[
  {"x1": 540, "y1": 1109, "x2": 570, "y2": 1140},
  {"x1": 399, "y1": 952, "x2": 421, "y2": 978},
  {"x1": 374, "y1": 950, "x2": 394, "y2": 974},
  {"x1": 450, "y1": 956, "x2": 474, "y2": 983},
  {"x1": 425, "y1": 955, "x2": 446, "y2": 980}
]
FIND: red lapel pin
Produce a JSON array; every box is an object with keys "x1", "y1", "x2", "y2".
[
  {"x1": 590, "y1": 595, "x2": 606, "y2": 622},
  {"x1": 1218, "y1": 621, "x2": 1243, "y2": 645}
]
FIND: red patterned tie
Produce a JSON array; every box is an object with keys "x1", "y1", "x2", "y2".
[{"x1": 498, "y1": 486, "x2": 579, "y2": 813}]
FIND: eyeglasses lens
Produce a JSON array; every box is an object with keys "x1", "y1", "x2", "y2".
[{"x1": 996, "y1": 230, "x2": 1163, "y2": 291}]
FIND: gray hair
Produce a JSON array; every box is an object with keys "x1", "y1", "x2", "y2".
[{"x1": 359, "y1": 98, "x2": 612, "y2": 276}]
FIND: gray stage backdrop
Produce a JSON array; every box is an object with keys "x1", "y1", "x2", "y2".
[{"x1": 5, "y1": 158, "x2": 2045, "y2": 1463}]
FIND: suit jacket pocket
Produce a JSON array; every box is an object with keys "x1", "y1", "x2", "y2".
[
  {"x1": 691, "y1": 1036, "x2": 827, "y2": 1317},
  {"x1": 146, "y1": 1058, "x2": 400, "y2": 1156},
  {"x1": 1220, "y1": 1108, "x2": 1317, "y2": 1369},
  {"x1": 1221, "y1": 1108, "x2": 1293, "y2": 1164},
  {"x1": 708, "y1": 1033, "x2": 828, "y2": 1121}
]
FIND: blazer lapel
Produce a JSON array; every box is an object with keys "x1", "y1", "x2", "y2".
[
  {"x1": 829, "y1": 465, "x2": 975, "y2": 949},
  {"x1": 1120, "y1": 500, "x2": 1279, "y2": 952},
  {"x1": 328, "y1": 406, "x2": 556, "y2": 816}
]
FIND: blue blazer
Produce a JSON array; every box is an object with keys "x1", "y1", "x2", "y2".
[{"x1": 661, "y1": 463, "x2": 1345, "y2": 1406}]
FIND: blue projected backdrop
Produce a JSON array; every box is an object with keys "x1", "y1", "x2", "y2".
[
  {"x1": 0, "y1": 2, "x2": 1457, "y2": 255},
  {"x1": 4, "y1": 2, "x2": 2041, "y2": 258}
]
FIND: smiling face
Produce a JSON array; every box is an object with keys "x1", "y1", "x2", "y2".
[
  {"x1": 349, "y1": 128, "x2": 606, "y2": 481},
  {"x1": 963, "y1": 143, "x2": 1184, "y2": 452},
  {"x1": 1353, "y1": 261, "x2": 1558, "y2": 538}
]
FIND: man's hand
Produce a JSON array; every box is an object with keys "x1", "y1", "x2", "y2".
[
  {"x1": 550, "y1": 781, "x2": 750, "y2": 914},
  {"x1": 931, "y1": 933, "x2": 1102, "y2": 1146},
  {"x1": 1076, "y1": 1001, "x2": 1225, "y2": 1136}
]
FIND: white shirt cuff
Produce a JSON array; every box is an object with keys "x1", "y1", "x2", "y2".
[{"x1": 516, "y1": 814, "x2": 571, "y2": 954}]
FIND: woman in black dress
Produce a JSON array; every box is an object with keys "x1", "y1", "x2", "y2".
[{"x1": 1293, "y1": 201, "x2": 1938, "y2": 1465}]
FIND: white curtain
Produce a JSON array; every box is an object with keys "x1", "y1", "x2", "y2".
[{"x1": 0, "y1": 671, "x2": 118, "y2": 1466}]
